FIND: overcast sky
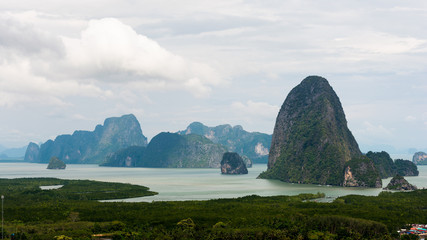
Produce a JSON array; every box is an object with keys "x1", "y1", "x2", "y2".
[{"x1": 1, "y1": 1, "x2": 427, "y2": 154}]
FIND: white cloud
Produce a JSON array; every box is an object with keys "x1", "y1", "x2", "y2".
[
  {"x1": 61, "y1": 18, "x2": 222, "y2": 95},
  {"x1": 0, "y1": 15, "x2": 223, "y2": 108},
  {"x1": 231, "y1": 100, "x2": 279, "y2": 118},
  {"x1": 0, "y1": 58, "x2": 107, "y2": 107}
]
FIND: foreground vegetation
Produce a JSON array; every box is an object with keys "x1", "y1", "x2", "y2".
[{"x1": 1, "y1": 178, "x2": 426, "y2": 239}]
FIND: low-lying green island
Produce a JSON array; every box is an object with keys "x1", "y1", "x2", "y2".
[{"x1": 1, "y1": 178, "x2": 426, "y2": 239}]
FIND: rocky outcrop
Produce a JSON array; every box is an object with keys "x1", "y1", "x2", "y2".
[
  {"x1": 221, "y1": 152, "x2": 248, "y2": 174},
  {"x1": 259, "y1": 76, "x2": 364, "y2": 186},
  {"x1": 47, "y1": 156, "x2": 66, "y2": 169},
  {"x1": 343, "y1": 156, "x2": 382, "y2": 188},
  {"x1": 178, "y1": 122, "x2": 271, "y2": 163},
  {"x1": 24, "y1": 142, "x2": 40, "y2": 162},
  {"x1": 384, "y1": 175, "x2": 417, "y2": 191},
  {"x1": 25, "y1": 114, "x2": 148, "y2": 164},
  {"x1": 141, "y1": 133, "x2": 228, "y2": 168},
  {"x1": 394, "y1": 159, "x2": 419, "y2": 176},
  {"x1": 366, "y1": 151, "x2": 418, "y2": 178},
  {"x1": 101, "y1": 146, "x2": 146, "y2": 167},
  {"x1": 412, "y1": 152, "x2": 427, "y2": 165}
]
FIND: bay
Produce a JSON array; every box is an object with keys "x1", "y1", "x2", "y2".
[{"x1": 0, "y1": 162, "x2": 426, "y2": 202}]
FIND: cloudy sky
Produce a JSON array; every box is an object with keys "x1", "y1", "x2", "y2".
[{"x1": 1, "y1": 1, "x2": 427, "y2": 154}]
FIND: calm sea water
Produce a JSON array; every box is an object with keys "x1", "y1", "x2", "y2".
[{"x1": 0, "y1": 163, "x2": 426, "y2": 202}]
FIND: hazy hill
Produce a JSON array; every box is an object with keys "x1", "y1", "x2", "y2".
[
  {"x1": 24, "y1": 114, "x2": 148, "y2": 164},
  {"x1": 178, "y1": 122, "x2": 271, "y2": 163},
  {"x1": 101, "y1": 133, "x2": 252, "y2": 168}
]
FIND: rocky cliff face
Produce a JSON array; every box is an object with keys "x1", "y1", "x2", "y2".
[
  {"x1": 221, "y1": 152, "x2": 248, "y2": 174},
  {"x1": 412, "y1": 152, "x2": 427, "y2": 165},
  {"x1": 384, "y1": 175, "x2": 417, "y2": 191},
  {"x1": 178, "y1": 122, "x2": 271, "y2": 163},
  {"x1": 24, "y1": 142, "x2": 39, "y2": 162},
  {"x1": 25, "y1": 114, "x2": 147, "y2": 164},
  {"x1": 343, "y1": 156, "x2": 382, "y2": 188},
  {"x1": 259, "y1": 76, "x2": 364, "y2": 186}
]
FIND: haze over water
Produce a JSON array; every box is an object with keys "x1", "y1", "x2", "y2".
[{"x1": 1, "y1": 162, "x2": 425, "y2": 202}]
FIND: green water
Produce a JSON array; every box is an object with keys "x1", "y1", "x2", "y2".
[{"x1": 0, "y1": 163, "x2": 425, "y2": 202}]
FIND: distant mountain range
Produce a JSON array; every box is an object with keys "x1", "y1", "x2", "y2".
[
  {"x1": 101, "y1": 132, "x2": 250, "y2": 168},
  {"x1": 177, "y1": 122, "x2": 271, "y2": 164},
  {"x1": 0, "y1": 145, "x2": 27, "y2": 159},
  {"x1": 22, "y1": 114, "x2": 264, "y2": 167},
  {"x1": 24, "y1": 114, "x2": 148, "y2": 164}
]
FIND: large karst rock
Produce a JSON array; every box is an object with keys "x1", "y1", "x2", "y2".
[
  {"x1": 394, "y1": 159, "x2": 419, "y2": 176},
  {"x1": 141, "y1": 132, "x2": 228, "y2": 168},
  {"x1": 24, "y1": 142, "x2": 40, "y2": 162},
  {"x1": 47, "y1": 156, "x2": 66, "y2": 169},
  {"x1": 221, "y1": 152, "x2": 248, "y2": 174},
  {"x1": 25, "y1": 114, "x2": 148, "y2": 164},
  {"x1": 412, "y1": 151, "x2": 427, "y2": 165},
  {"x1": 259, "y1": 76, "x2": 375, "y2": 186},
  {"x1": 178, "y1": 122, "x2": 271, "y2": 163}
]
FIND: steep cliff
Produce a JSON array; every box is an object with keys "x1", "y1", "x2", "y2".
[
  {"x1": 178, "y1": 122, "x2": 271, "y2": 163},
  {"x1": 25, "y1": 114, "x2": 147, "y2": 164},
  {"x1": 24, "y1": 142, "x2": 40, "y2": 162},
  {"x1": 259, "y1": 76, "x2": 364, "y2": 186},
  {"x1": 343, "y1": 156, "x2": 382, "y2": 188},
  {"x1": 412, "y1": 151, "x2": 427, "y2": 165}
]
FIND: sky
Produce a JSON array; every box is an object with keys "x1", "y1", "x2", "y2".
[{"x1": 0, "y1": 1, "x2": 427, "y2": 154}]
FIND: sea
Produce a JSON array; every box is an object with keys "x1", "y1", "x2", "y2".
[{"x1": 1, "y1": 161, "x2": 426, "y2": 202}]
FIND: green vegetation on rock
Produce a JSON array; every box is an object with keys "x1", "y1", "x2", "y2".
[
  {"x1": 366, "y1": 151, "x2": 396, "y2": 178},
  {"x1": 47, "y1": 156, "x2": 66, "y2": 169},
  {"x1": 366, "y1": 151, "x2": 418, "y2": 177},
  {"x1": 394, "y1": 159, "x2": 419, "y2": 176}
]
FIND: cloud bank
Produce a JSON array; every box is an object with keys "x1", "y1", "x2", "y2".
[{"x1": 0, "y1": 15, "x2": 222, "y2": 107}]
